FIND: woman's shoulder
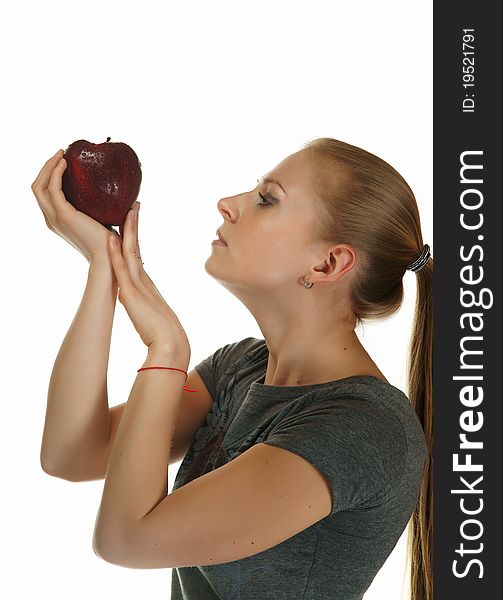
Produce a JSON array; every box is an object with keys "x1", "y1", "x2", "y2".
[{"x1": 312, "y1": 376, "x2": 427, "y2": 452}]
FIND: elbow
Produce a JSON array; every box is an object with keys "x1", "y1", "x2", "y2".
[
  {"x1": 92, "y1": 520, "x2": 133, "y2": 566},
  {"x1": 40, "y1": 456, "x2": 64, "y2": 479},
  {"x1": 92, "y1": 525, "x2": 114, "y2": 563},
  {"x1": 40, "y1": 446, "x2": 65, "y2": 479},
  {"x1": 93, "y1": 518, "x2": 151, "y2": 568},
  {"x1": 92, "y1": 533, "x2": 112, "y2": 563},
  {"x1": 40, "y1": 456, "x2": 83, "y2": 482},
  {"x1": 92, "y1": 535, "x2": 134, "y2": 567},
  {"x1": 92, "y1": 542, "x2": 116, "y2": 564}
]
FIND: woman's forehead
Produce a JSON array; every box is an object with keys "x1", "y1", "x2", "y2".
[{"x1": 263, "y1": 151, "x2": 314, "y2": 195}]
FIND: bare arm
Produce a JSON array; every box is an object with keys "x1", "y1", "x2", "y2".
[
  {"x1": 40, "y1": 259, "x2": 119, "y2": 480},
  {"x1": 33, "y1": 152, "x2": 212, "y2": 483}
]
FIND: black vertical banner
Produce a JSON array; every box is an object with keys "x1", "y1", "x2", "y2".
[{"x1": 434, "y1": 2, "x2": 500, "y2": 598}]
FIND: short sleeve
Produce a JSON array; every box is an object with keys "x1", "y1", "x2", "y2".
[
  {"x1": 193, "y1": 337, "x2": 259, "y2": 403},
  {"x1": 263, "y1": 396, "x2": 408, "y2": 515}
]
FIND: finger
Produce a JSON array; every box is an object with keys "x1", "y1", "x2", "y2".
[
  {"x1": 109, "y1": 234, "x2": 136, "y2": 295},
  {"x1": 119, "y1": 204, "x2": 134, "y2": 243},
  {"x1": 48, "y1": 156, "x2": 68, "y2": 197},
  {"x1": 44, "y1": 156, "x2": 76, "y2": 221},
  {"x1": 122, "y1": 203, "x2": 144, "y2": 284},
  {"x1": 32, "y1": 159, "x2": 66, "y2": 221},
  {"x1": 31, "y1": 151, "x2": 65, "y2": 218},
  {"x1": 31, "y1": 149, "x2": 62, "y2": 189},
  {"x1": 124, "y1": 204, "x2": 156, "y2": 293},
  {"x1": 31, "y1": 149, "x2": 64, "y2": 190},
  {"x1": 134, "y1": 202, "x2": 146, "y2": 271},
  {"x1": 109, "y1": 230, "x2": 163, "y2": 308},
  {"x1": 132, "y1": 203, "x2": 150, "y2": 286}
]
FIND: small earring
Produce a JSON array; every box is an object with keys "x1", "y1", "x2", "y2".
[{"x1": 303, "y1": 276, "x2": 314, "y2": 289}]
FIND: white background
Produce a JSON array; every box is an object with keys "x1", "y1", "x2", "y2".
[{"x1": 1, "y1": 1, "x2": 432, "y2": 598}]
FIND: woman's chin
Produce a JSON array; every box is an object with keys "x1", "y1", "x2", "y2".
[{"x1": 204, "y1": 255, "x2": 222, "y2": 275}]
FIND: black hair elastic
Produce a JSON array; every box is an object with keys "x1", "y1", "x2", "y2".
[{"x1": 407, "y1": 244, "x2": 431, "y2": 272}]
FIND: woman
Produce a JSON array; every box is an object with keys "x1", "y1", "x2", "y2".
[{"x1": 33, "y1": 137, "x2": 432, "y2": 600}]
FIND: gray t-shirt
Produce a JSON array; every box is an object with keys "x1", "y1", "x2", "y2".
[{"x1": 170, "y1": 337, "x2": 427, "y2": 600}]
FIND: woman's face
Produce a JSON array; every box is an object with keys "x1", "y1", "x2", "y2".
[{"x1": 205, "y1": 150, "x2": 325, "y2": 293}]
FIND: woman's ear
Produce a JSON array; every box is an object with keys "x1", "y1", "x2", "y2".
[{"x1": 313, "y1": 245, "x2": 356, "y2": 280}]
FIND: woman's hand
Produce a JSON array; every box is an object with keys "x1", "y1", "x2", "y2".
[
  {"x1": 107, "y1": 201, "x2": 191, "y2": 358},
  {"x1": 31, "y1": 149, "x2": 122, "y2": 265}
]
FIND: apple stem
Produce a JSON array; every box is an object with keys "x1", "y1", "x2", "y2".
[{"x1": 106, "y1": 137, "x2": 111, "y2": 142}]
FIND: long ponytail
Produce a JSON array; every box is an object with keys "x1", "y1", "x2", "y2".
[{"x1": 405, "y1": 258, "x2": 433, "y2": 600}]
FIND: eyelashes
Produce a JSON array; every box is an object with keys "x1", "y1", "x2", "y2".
[{"x1": 257, "y1": 192, "x2": 274, "y2": 207}]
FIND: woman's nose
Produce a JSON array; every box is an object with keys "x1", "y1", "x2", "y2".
[{"x1": 218, "y1": 196, "x2": 234, "y2": 221}]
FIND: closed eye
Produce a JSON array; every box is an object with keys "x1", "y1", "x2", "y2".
[{"x1": 257, "y1": 192, "x2": 274, "y2": 207}]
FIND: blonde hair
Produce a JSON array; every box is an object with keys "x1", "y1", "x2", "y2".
[{"x1": 301, "y1": 137, "x2": 433, "y2": 600}]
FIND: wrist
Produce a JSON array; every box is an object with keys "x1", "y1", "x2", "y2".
[
  {"x1": 88, "y1": 258, "x2": 118, "y2": 285},
  {"x1": 142, "y1": 345, "x2": 190, "y2": 371}
]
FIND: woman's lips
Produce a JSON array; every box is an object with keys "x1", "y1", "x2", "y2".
[{"x1": 216, "y1": 229, "x2": 227, "y2": 245}]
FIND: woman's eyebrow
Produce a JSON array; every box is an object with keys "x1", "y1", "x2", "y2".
[{"x1": 257, "y1": 177, "x2": 288, "y2": 196}]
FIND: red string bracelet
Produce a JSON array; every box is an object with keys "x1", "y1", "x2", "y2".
[{"x1": 137, "y1": 366, "x2": 199, "y2": 393}]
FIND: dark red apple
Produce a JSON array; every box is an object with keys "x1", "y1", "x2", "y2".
[{"x1": 62, "y1": 137, "x2": 142, "y2": 227}]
